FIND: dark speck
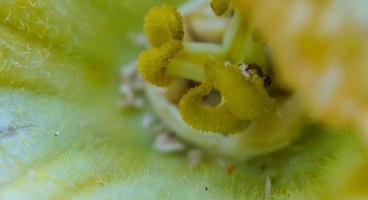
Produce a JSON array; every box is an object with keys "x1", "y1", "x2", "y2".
[
  {"x1": 260, "y1": 164, "x2": 267, "y2": 171},
  {"x1": 263, "y1": 76, "x2": 272, "y2": 87}
]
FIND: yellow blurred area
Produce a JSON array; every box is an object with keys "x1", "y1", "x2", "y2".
[{"x1": 232, "y1": 0, "x2": 368, "y2": 139}]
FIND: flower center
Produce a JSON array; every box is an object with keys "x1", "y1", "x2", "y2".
[{"x1": 136, "y1": 1, "x2": 281, "y2": 134}]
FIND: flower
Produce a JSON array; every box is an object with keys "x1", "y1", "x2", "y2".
[
  {"x1": 0, "y1": 0, "x2": 367, "y2": 199},
  {"x1": 137, "y1": 1, "x2": 303, "y2": 160}
]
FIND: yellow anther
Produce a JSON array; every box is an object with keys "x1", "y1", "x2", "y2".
[
  {"x1": 179, "y1": 76, "x2": 248, "y2": 134},
  {"x1": 209, "y1": 60, "x2": 276, "y2": 120},
  {"x1": 137, "y1": 40, "x2": 183, "y2": 86},
  {"x1": 210, "y1": 0, "x2": 230, "y2": 16},
  {"x1": 178, "y1": 59, "x2": 277, "y2": 134},
  {"x1": 144, "y1": 4, "x2": 184, "y2": 47}
]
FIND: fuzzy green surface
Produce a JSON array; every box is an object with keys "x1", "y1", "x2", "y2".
[{"x1": 0, "y1": 0, "x2": 367, "y2": 199}]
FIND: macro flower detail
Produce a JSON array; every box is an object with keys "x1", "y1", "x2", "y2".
[
  {"x1": 1, "y1": 0, "x2": 368, "y2": 199},
  {"x1": 137, "y1": 1, "x2": 279, "y2": 135}
]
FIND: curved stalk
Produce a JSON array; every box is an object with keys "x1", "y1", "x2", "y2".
[
  {"x1": 166, "y1": 59, "x2": 205, "y2": 82},
  {"x1": 223, "y1": 10, "x2": 267, "y2": 66},
  {"x1": 176, "y1": 42, "x2": 226, "y2": 65}
]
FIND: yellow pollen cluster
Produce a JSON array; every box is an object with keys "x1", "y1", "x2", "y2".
[{"x1": 144, "y1": 4, "x2": 184, "y2": 47}]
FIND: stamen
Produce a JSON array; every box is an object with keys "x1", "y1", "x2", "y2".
[
  {"x1": 137, "y1": 3, "x2": 278, "y2": 134},
  {"x1": 137, "y1": 40, "x2": 183, "y2": 86},
  {"x1": 141, "y1": 5, "x2": 223, "y2": 83},
  {"x1": 144, "y1": 4, "x2": 184, "y2": 47},
  {"x1": 223, "y1": 11, "x2": 267, "y2": 66},
  {"x1": 179, "y1": 65, "x2": 249, "y2": 134},
  {"x1": 208, "y1": 60, "x2": 276, "y2": 120}
]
